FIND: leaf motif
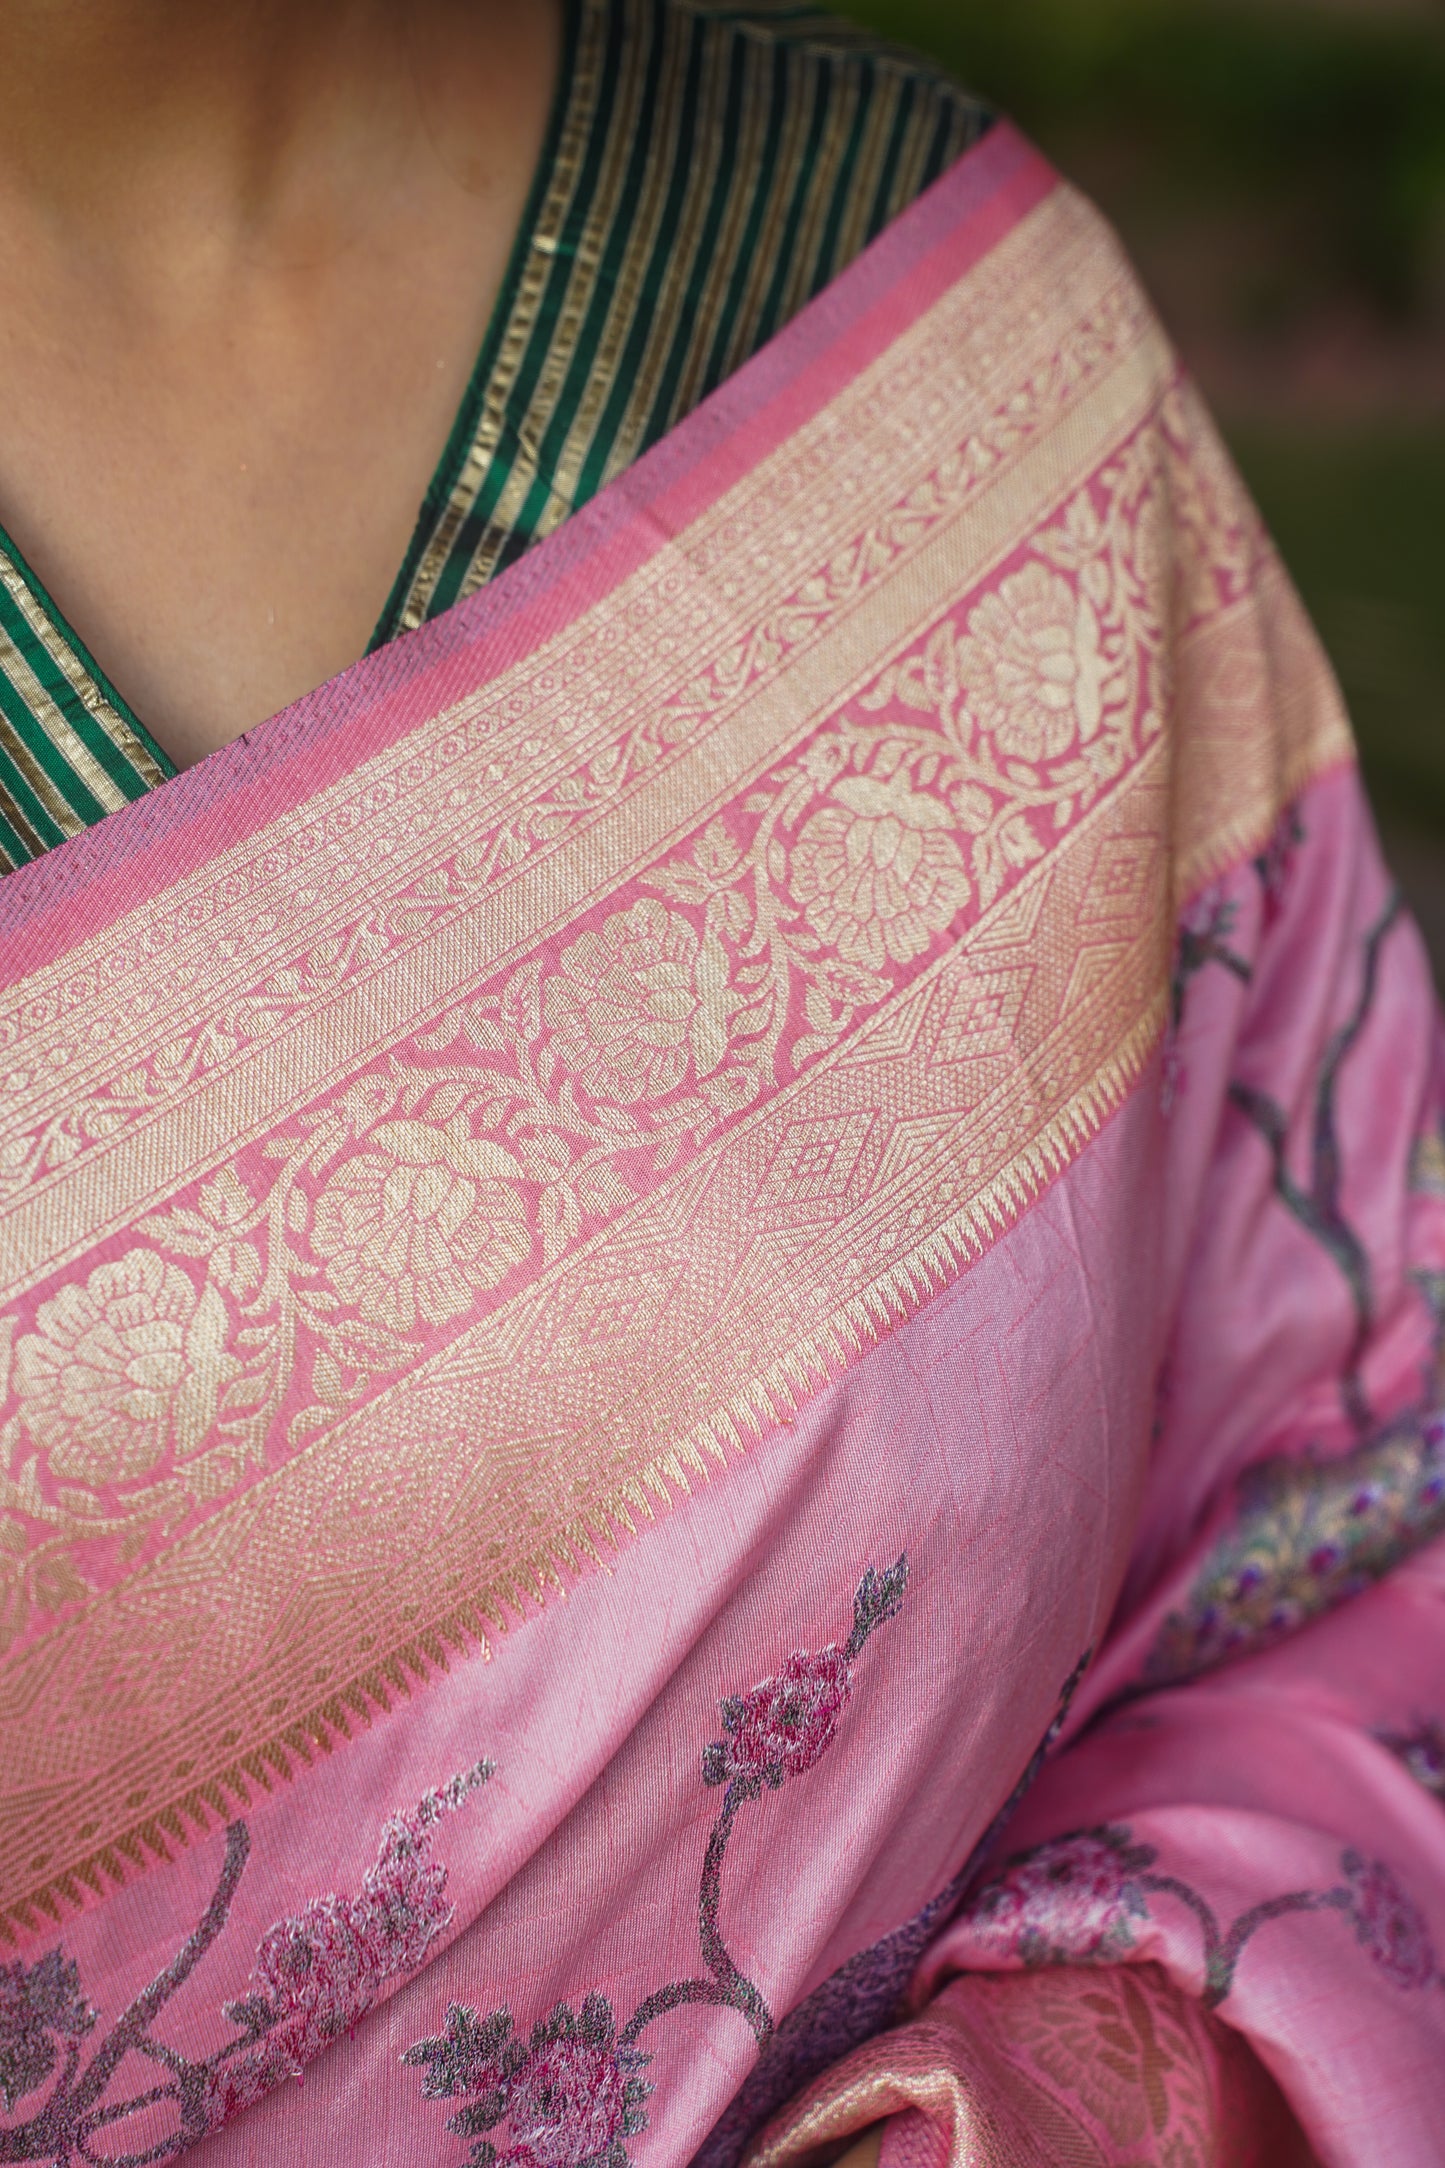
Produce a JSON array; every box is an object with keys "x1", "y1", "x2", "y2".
[
  {"x1": 697, "y1": 819, "x2": 742, "y2": 882},
  {"x1": 287, "y1": 1405, "x2": 332, "y2": 1446},
  {"x1": 197, "y1": 1168, "x2": 252, "y2": 1229},
  {"x1": 720, "y1": 889, "x2": 753, "y2": 943},
  {"x1": 950, "y1": 782, "x2": 995, "y2": 835},
  {"x1": 517, "y1": 1133, "x2": 573, "y2": 1179},
  {"x1": 220, "y1": 1369, "x2": 272, "y2": 1417},
  {"x1": 137, "y1": 1209, "x2": 224, "y2": 1260},
  {"x1": 428, "y1": 1081, "x2": 472, "y2": 1124},
  {"x1": 574, "y1": 1165, "x2": 635, "y2": 1219},
  {"x1": 815, "y1": 959, "x2": 890, "y2": 1008},
  {"x1": 30, "y1": 1546, "x2": 91, "y2": 1613},
  {"x1": 332, "y1": 1317, "x2": 412, "y2": 1362},
  {"x1": 803, "y1": 984, "x2": 836, "y2": 1035},
  {"x1": 417, "y1": 1019, "x2": 466, "y2": 1054},
  {"x1": 188, "y1": 1443, "x2": 251, "y2": 1505},
  {"x1": 0, "y1": 1566, "x2": 31, "y2": 1657},
  {"x1": 212, "y1": 1240, "x2": 263, "y2": 1299},
  {"x1": 999, "y1": 813, "x2": 1045, "y2": 870},
  {"x1": 698, "y1": 1065, "x2": 764, "y2": 1116},
  {"x1": 291, "y1": 1290, "x2": 339, "y2": 1320},
  {"x1": 648, "y1": 864, "x2": 713, "y2": 907},
  {"x1": 460, "y1": 1014, "x2": 508, "y2": 1054},
  {"x1": 857, "y1": 667, "x2": 898, "y2": 711},
  {"x1": 538, "y1": 1184, "x2": 579, "y2": 1263},
  {"x1": 313, "y1": 1351, "x2": 345, "y2": 1407},
  {"x1": 975, "y1": 837, "x2": 1005, "y2": 913}
]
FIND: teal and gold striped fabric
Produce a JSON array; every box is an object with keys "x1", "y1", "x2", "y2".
[{"x1": 0, "y1": 0, "x2": 988, "y2": 872}]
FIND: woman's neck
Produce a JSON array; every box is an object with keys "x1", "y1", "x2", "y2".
[
  {"x1": 0, "y1": 0, "x2": 561, "y2": 763},
  {"x1": 0, "y1": 1, "x2": 534, "y2": 303}
]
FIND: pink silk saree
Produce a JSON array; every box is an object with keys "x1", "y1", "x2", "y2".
[{"x1": 2, "y1": 122, "x2": 1444, "y2": 2167}]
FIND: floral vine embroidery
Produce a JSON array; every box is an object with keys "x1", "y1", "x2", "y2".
[
  {"x1": 1162, "y1": 888, "x2": 1250, "y2": 1111},
  {"x1": 1230, "y1": 885, "x2": 1404, "y2": 1433},
  {"x1": 1379, "y1": 1721, "x2": 1445, "y2": 1801},
  {"x1": 1161, "y1": 800, "x2": 1305, "y2": 1113},
  {"x1": 1, "y1": 413, "x2": 1174, "y2": 1656},
  {"x1": 1143, "y1": 1413, "x2": 1445, "y2": 1688},
  {"x1": 403, "y1": 1560, "x2": 907, "y2": 2168},
  {"x1": 1252, "y1": 802, "x2": 1304, "y2": 929},
  {"x1": 0, "y1": 1761, "x2": 491, "y2": 2163},
  {"x1": 959, "y1": 1824, "x2": 1439, "y2": 2009}
]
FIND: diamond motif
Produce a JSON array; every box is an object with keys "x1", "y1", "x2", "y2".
[
  {"x1": 932, "y1": 962, "x2": 1036, "y2": 1061},
  {"x1": 1078, "y1": 834, "x2": 1159, "y2": 923},
  {"x1": 754, "y1": 1113, "x2": 874, "y2": 1214}
]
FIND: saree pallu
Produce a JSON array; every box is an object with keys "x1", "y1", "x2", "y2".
[{"x1": 2, "y1": 123, "x2": 1443, "y2": 2167}]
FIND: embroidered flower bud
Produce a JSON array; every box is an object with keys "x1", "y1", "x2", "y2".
[
  {"x1": 704, "y1": 1645, "x2": 853, "y2": 1793},
  {"x1": 962, "y1": 1826, "x2": 1157, "y2": 1968},
  {"x1": 1341, "y1": 1850, "x2": 1437, "y2": 1990}
]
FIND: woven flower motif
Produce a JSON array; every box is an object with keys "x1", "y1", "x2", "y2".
[
  {"x1": 703, "y1": 1645, "x2": 853, "y2": 1794},
  {"x1": 957, "y1": 562, "x2": 1105, "y2": 764},
  {"x1": 13, "y1": 1248, "x2": 239, "y2": 1486},
  {"x1": 406, "y1": 1993, "x2": 652, "y2": 2168},
  {"x1": 312, "y1": 1121, "x2": 531, "y2": 1332},
  {"x1": 965, "y1": 1827, "x2": 1156, "y2": 1967},
  {"x1": 1341, "y1": 1851, "x2": 1437, "y2": 1990},
  {"x1": 545, "y1": 898, "x2": 730, "y2": 1104},
  {"x1": 788, "y1": 771, "x2": 969, "y2": 972}
]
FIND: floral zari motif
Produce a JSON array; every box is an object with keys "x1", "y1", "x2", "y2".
[{"x1": 0, "y1": 389, "x2": 1187, "y2": 1664}]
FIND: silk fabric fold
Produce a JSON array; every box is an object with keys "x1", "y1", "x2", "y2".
[{"x1": 2, "y1": 125, "x2": 1442, "y2": 2167}]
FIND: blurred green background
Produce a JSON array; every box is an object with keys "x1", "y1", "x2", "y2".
[{"x1": 842, "y1": 0, "x2": 1445, "y2": 969}]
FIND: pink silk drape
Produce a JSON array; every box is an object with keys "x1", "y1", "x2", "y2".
[{"x1": 1, "y1": 123, "x2": 1443, "y2": 2167}]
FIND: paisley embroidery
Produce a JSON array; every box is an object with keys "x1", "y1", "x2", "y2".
[
  {"x1": 0, "y1": 1760, "x2": 490, "y2": 2162},
  {"x1": 1144, "y1": 1413, "x2": 1445, "y2": 1688},
  {"x1": 405, "y1": 1561, "x2": 907, "y2": 2168},
  {"x1": 957, "y1": 1823, "x2": 1439, "y2": 2009}
]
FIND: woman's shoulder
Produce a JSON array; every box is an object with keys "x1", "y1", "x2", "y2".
[{"x1": 565, "y1": 0, "x2": 993, "y2": 380}]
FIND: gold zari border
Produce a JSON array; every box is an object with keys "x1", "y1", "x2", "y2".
[{"x1": 0, "y1": 182, "x2": 1351, "y2": 1935}]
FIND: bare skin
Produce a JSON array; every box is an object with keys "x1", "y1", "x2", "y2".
[
  {"x1": 834, "y1": 2128, "x2": 883, "y2": 2168},
  {"x1": 0, "y1": 0, "x2": 561, "y2": 767}
]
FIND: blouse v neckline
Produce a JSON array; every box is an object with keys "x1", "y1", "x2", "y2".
[
  {"x1": 0, "y1": 0, "x2": 989, "y2": 872},
  {"x1": 0, "y1": 0, "x2": 588, "y2": 845}
]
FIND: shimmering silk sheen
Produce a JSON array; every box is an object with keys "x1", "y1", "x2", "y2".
[{"x1": 0, "y1": 124, "x2": 1441, "y2": 2168}]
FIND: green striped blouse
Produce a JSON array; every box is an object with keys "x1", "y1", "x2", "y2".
[{"x1": 0, "y1": 0, "x2": 988, "y2": 873}]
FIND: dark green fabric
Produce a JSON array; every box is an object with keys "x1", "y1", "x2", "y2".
[{"x1": 0, "y1": 0, "x2": 988, "y2": 872}]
